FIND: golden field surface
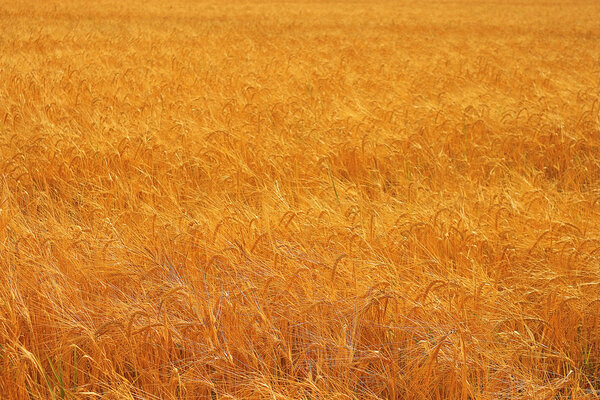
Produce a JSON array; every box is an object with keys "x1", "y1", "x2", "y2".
[{"x1": 1, "y1": 0, "x2": 600, "y2": 398}]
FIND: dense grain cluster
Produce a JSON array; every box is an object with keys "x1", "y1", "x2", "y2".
[{"x1": 1, "y1": 0, "x2": 600, "y2": 398}]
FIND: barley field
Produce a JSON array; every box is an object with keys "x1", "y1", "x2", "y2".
[{"x1": 1, "y1": 0, "x2": 600, "y2": 398}]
